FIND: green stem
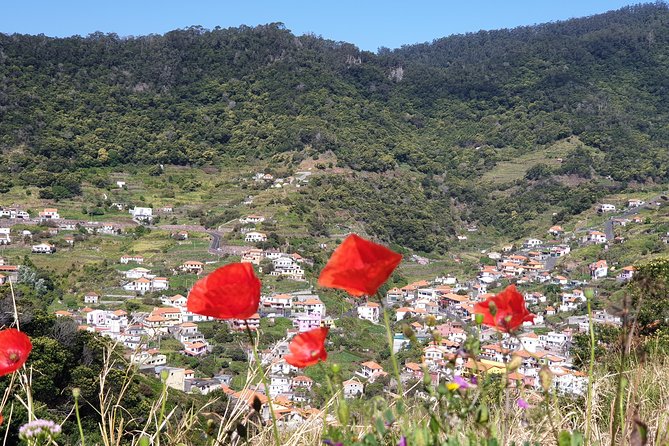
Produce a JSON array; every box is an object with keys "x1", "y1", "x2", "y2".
[
  {"x1": 375, "y1": 293, "x2": 403, "y2": 397},
  {"x1": 156, "y1": 374, "x2": 168, "y2": 446},
  {"x1": 585, "y1": 291, "x2": 596, "y2": 446},
  {"x1": 244, "y1": 321, "x2": 280, "y2": 446},
  {"x1": 74, "y1": 393, "x2": 86, "y2": 446}
]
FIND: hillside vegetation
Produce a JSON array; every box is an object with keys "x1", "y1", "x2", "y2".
[{"x1": 2, "y1": 4, "x2": 669, "y2": 250}]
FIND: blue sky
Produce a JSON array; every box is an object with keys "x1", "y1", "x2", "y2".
[{"x1": 1, "y1": 0, "x2": 640, "y2": 52}]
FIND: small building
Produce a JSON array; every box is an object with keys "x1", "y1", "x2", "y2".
[
  {"x1": 589, "y1": 260, "x2": 608, "y2": 280},
  {"x1": 84, "y1": 292, "x2": 99, "y2": 304},
  {"x1": 39, "y1": 208, "x2": 60, "y2": 220},
  {"x1": 240, "y1": 215, "x2": 266, "y2": 224},
  {"x1": 245, "y1": 232, "x2": 268, "y2": 243},
  {"x1": 599, "y1": 204, "x2": 616, "y2": 212},
  {"x1": 357, "y1": 302, "x2": 380, "y2": 324},
  {"x1": 120, "y1": 255, "x2": 144, "y2": 264},
  {"x1": 181, "y1": 261, "x2": 204, "y2": 275},
  {"x1": 129, "y1": 207, "x2": 153, "y2": 223},
  {"x1": 32, "y1": 243, "x2": 55, "y2": 254},
  {"x1": 343, "y1": 378, "x2": 364, "y2": 398}
]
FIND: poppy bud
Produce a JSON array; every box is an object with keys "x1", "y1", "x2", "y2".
[
  {"x1": 539, "y1": 365, "x2": 552, "y2": 391},
  {"x1": 402, "y1": 324, "x2": 415, "y2": 339},
  {"x1": 476, "y1": 403, "x2": 489, "y2": 423},
  {"x1": 337, "y1": 400, "x2": 350, "y2": 425},
  {"x1": 160, "y1": 370, "x2": 169, "y2": 382},
  {"x1": 475, "y1": 313, "x2": 484, "y2": 325},
  {"x1": 331, "y1": 363, "x2": 341, "y2": 374},
  {"x1": 488, "y1": 301, "x2": 497, "y2": 316},
  {"x1": 432, "y1": 330, "x2": 442, "y2": 344},
  {"x1": 426, "y1": 315, "x2": 437, "y2": 327},
  {"x1": 508, "y1": 355, "x2": 522, "y2": 372},
  {"x1": 72, "y1": 388, "x2": 81, "y2": 398},
  {"x1": 423, "y1": 372, "x2": 432, "y2": 388},
  {"x1": 584, "y1": 288, "x2": 595, "y2": 300}
]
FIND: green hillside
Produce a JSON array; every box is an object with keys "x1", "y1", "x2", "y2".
[{"x1": 3, "y1": 3, "x2": 669, "y2": 250}]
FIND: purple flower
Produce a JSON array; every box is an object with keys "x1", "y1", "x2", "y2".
[
  {"x1": 452, "y1": 375, "x2": 471, "y2": 389},
  {"x1": 398, "y1": 436, "x2": 408, "y2": 446},
  {"x1": 517, "y1": 398, "x2": 530, "y2": 410},
  {"x1": 19, "y1": 419, "x2": 61, "y2": 440},
  {"x1": 323, "y1": 441, "x2": 343, "y2": 446},
  {"x1": 470, "y1": 376, "x2": 478, "y2": 385}
]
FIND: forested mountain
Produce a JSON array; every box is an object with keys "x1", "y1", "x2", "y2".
[{"x1": 2, "y1": 3, "x2": 669, "y2": 250}]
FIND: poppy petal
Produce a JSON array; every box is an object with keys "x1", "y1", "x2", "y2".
[
  {"x1": 0, "y1": 329, "x2": 32, "y2": 377},
  {"x1": 187, "y1": 263, "x2": 260, "y2": 320},
  {"x1": 285, "y1": 327, "x2": 328, "y2": 368},
  {"x1": 318, "y1": 235, "x2": 402, "y2": 297}
]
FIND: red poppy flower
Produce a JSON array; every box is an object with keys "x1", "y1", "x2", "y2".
[
  {"x1": 187, "y1": 263, "x2": 260, "y2": 320},
  {"x1": 285, "y1": 327, "x2": 329, "y2": 368},
  {"x1": 318, "y1": 234, "x2": 402, "y2": 297},
  {"x1": 474, "y1": 285, "x2": 534, "y2": 333},
  {"x1": 0, "y1": 329, "x2": 32, "y2": 377}
]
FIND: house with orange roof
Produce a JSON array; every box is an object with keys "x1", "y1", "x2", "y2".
[
  {"x1": 616, "y1": 265, "x2": 636, "y2": 282},
  {"x1": 184, "y1": 341, "x2": 208, "y2": 357},
  {"x1": 293, "y1": 298, "x2": 325, "y2": 316},
  {"x1": 241, "y1": 248, "x2": 264, "y2": 265},
  {"x1": 38, "y1": 208, "x2": 60, "y2": 220},
  {"x1": 589, "y1": 260, "x2": 608, "y2": 279},
  {"x1": 356, "y1": 361, "x2": 387, "y2": 382},
  {"x1": 395, "y1": 307, "x2": 414, "y2": 322},
  {"x1": 55, "y1": 310, "x2": 73, "y2": 318},
  {"x1": 357, "y1": 301, "x2": 380, "y2": 324},
  {"x1": 343, "y1": 378, "x2": 364, "y2": 398},
  {"x1": 584, "y1": 230, "x2": 607, "y2": 244},
  {"x1": 548, "y1": 225, "x2": 564, "y2": 236},
  {"x1": 386, "y1": 287, "x2": 404, "y2": 305}
]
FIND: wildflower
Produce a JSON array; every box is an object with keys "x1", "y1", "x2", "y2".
[
  {"x1": 473, "y1": 285, "x2": 534, "y2": 333},
  {"x1": 517, "y1": 398, "x2": 531, "y2": 409},
  {"x1": 19, "y1": 419, "x2": 61, "y2": 442},
  {"x1": 285, "y1": 327, "x2": 329, "y2": 368},
  {"x1": 187, "y1": 263, "x2": 260, "y2": 319},
  {"x1": 398, "y1": 436, "x2": 408, "y2": 446},
  {"x1": 0, "y1": 328, "x2": 32, "y2": 376},
  {"x1": 447, "y1": 375, "x2": 475, "y2": 391},
  {"x1": 318, "y1": 234, "x2": 402, "y2": 297}
]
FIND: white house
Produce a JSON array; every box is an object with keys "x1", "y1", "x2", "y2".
[
  {"x1": 120, "y1": 255, "x2": 144, "y2": 264},
  {"x1": 0, "y1": 228, "x2": 10, "y2": 245},
  {"x1": 585, "y1": 231, "x2": 608, "y2": 244},
  {"x1": 524, "y1": 238, "x2": 543, "y2": 248},
  {"x1": 357, "y1": 302, "x2": 380, "y2": 324},
  {"x1": 0, "y1": 208, "x2": 29, "y2": 219},
  {"x1": 599, "y1": 204, "x2": 616, "y2": 212},
  {"x1": 125, "y1": 267, "x2": 153, "y2": 279},
  {"x1": 240, "y1": 215, "x2": 266, "y2": 224},
  {"x1": 181, "y1": 261, "x2": 204, "y2": 274},
  {"x1": 616, "y1": 266, "x2": 636, "y2": 282},
  {"x1": 343, "y1": 379, "x2": 364, "y2": 398},
  {"x1": 32, "y1": 243, "x2": 55, "y2": 254},
  {"x1": 123, "y1": 277, "x2": 169, "y2": 294},
  {"x1": 39, "y1": 208, "x2": 60, "y2": 220},
  {"x1": 589, "y1": 260, "x2": 608, "y2": 280},
  {"x1": 129, "y1": 207, "x2": 153, "y2": 223},
  {"x1": 628, "y1": 199, "x2": 645, "y2": 208},
  {"x1": 245, "y1": 232, "x2": 267, "y2": 243},
  {"x1": 84, "y1": 292, "x2": 99, "y2": 304}
]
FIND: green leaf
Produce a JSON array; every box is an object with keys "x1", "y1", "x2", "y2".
[{"x1": 558, "y1": 430, "x2": 572, "y2": 446}]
